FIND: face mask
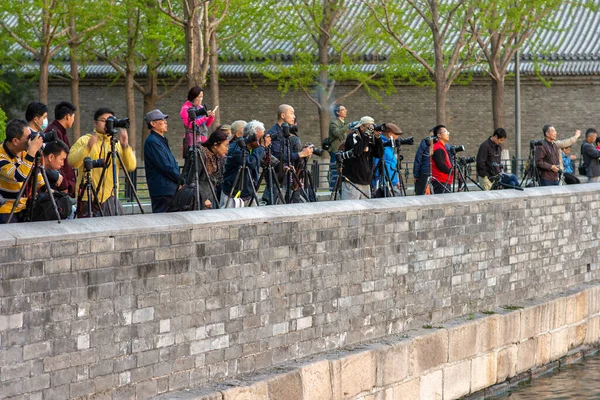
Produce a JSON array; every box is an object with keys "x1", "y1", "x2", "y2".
[{"x1": 41, "y1": 118, "x2": 48, "y2": 130}]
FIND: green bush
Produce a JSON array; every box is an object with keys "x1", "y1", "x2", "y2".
[{"x1": 0, "y1": 106, "x2": 6, "y2": 142}]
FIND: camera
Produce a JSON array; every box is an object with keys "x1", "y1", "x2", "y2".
[
  {"x1": 29, "y1": 129, "x2": 58, "y2": 144},
  {"x1": 83, "y1": 157, "x2": 105, "y2": 171},
  {"x1": 282, "y1": 123, "x2": 298, "y2": 138},
  {"x1": 396, "y1": 136, "x2": 414, "y2": 146},
  {"x1": 448, "y1": 145, "x2": 465, "y2": 155},
  {"x1": 373, "y1": 123, "x2": 387, "y2": 132},
  {"x1": 105, "y1": 116, "x2": 130, "y2": 135},
  {"x1": 530, "y1": 139, "x2": 543, "y2": 148},
  {"x1": 187, "y1": 105, "x2": 209, "y2": 119},
  {"x1": 424, "y1": 135, "x2": 438, "y2": 146},
  {"x1": 457, "y1": 156, "x2": 476, "y2": 165},
  {"x1": 304, "y1": 143, "x2": 324, "y2": 157},
  {"x1": 335, "y1": 150, "x2": 354, "y2": 163}
]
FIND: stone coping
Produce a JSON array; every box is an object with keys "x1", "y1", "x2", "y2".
[{"x1": 1, "y1": 183, "x2": 599, "y2": 246}]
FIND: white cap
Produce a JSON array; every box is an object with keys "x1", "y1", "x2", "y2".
[{"x1": 360, "y1": 116, "x2": 375, "y2": 125}]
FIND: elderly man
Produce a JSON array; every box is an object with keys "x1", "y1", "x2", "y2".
[
  {"x1": 581, "y1": 128, "x2": 600, "y2": 183},
  {"x1": 339, "y1": 116, "x2": 383, "y2": 200},
  {"x1": 229, "y1": 120, "x2": 247, "y2": 142},
  {"x1": 328, "y1": 104, "x2": 348, "y2": 189},
  {"x1": 143, "y1": 109, "x2": 182, "y2": 213}
]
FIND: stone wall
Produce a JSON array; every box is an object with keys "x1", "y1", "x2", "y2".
[
  {"x1": 1, "y1": 184, "x2": 600, "y2": 399},
  {"x1": 46, "y1": 75, "x2": 600, "y2": 165},
  {"x1": 165, "y1": 284, "x2": 600, "y2": 400}
]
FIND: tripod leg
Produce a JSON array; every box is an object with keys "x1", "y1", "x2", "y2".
[
  {"x1": 114, "y1": 151, "x2": 144, "y2": 214},
  {"x1": 39, "y1": 167, "x2": 62, "y2": 222}
]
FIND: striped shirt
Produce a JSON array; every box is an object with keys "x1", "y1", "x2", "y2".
[{"x1": 0, "y1": 143, "x2": 45, "y2": 214}]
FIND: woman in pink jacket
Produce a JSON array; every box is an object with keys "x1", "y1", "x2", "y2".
[{"x1": 180, "y1": 86, "x2": 215, "y2": 157}]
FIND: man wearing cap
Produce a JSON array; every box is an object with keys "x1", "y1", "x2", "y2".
[
  {"x1": 373, "y1": 123, "x2": 403, "y2": 196},
  {"x1": 143, "y1": 109, "x2": 182, "y2": 213},
  {"x1": 340, "y1": 116, "x2": 383, "y2": 200}
]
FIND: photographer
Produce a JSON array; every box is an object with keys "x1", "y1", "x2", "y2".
[
  {"x1": 267, "y1": 104, "x2": 313, "y2": 173},
  {"x1": 413, "y1": 128, "x2": 434, "y2": 196},
  {"x1": 68, "y1": 107, "x2": 136, "y2": 217},
  {"x1": 535, "y1": 125, "x2": 562, "y2": 186},
  {"x1": 430, "y1": 125, "x2": 453, "y2": 194},
  {"x1": 0, "y1": 119, "x2": 44, "y2": 223},
  {"x1": 476, "y1": 128, "x2": 519, "y2": 190},
  {"x1": 328, "y1": 104, "x2": 348, "y2": 189},
  {"x1": 143, "y1": 109, "x2": 181, "y2": 213},
  {"x1": 42, "y1": 140, "x2": 70, "y2": 191},
  {"x1": 373, "y1": 123, "x2": 404, "y2": 196},
  {"x1": 45, "y1": 101, "x2": 77, "y2": 196},
  {"x1": 340, "y1": 116, "x2": 383, "y2": 200},
  {"x1": 180, "y1": 86, "x2": 215, "y2": 156},
  {"x1": 221, "y1": 120, "x2": 271, "y2": 207},
  {"x1": 182, "y1": 128, "x2": 229, "y2": 209},
  {"x1": 581, "y1": 128, "x2": 600, "y2": 183}
]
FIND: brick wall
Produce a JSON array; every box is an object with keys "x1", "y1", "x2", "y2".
[
  {"x1": 1, "y1": 185, "x2": 600, "y2": 398},
  {"x1": 46, "y1": 75, "x2": 600, "y2": 165}
]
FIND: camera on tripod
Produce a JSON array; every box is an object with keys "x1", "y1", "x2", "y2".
[
  {"x1": 83, "y1": 157, "x2": 105, "y2": 171},
  {"x1": 424, "y1": 135, "x2": 439, "y2": 146},
  {"x1": 448, "y1": 145, "x2": 465, "y2": 155},
  {"x1": 105, "y1": 116, "x2": 130, "y2": 135},
  {"x1": 457, "y1": 156, "x2": 476, "y2": 166},
  {"x1": 530, "y1": 139, "x2": 543, "y2": 148},
  {"x1": 304, "y1": 143, "x2": 324, "y2": 157}
]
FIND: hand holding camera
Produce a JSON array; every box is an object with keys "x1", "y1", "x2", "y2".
[
  {"x1": 299, "y1": 144, "x2": 314, "y2": 158},
  {"x1": 27, "y1": 133, "x2": 44, "y2": 157},
  {"x1": 118, "y1": 128, "x2": 129, "y2": 148}
]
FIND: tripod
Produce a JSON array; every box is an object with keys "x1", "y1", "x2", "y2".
[
  {"x1": 256, "y1": 146, "x2": 285, "y2": 205},
  {"x1": 95, "y1": 131, "x2": 144, "y2": 216},
  {"x1": 295, "y1": 158, "x2": 318, "y2": 202},
  {"x1": 7, "y1": 151, "x2": 61, "y2": 223},
  {"x1": 520, "y1": 146, "x2": 540, "y2": 187},
  {"x1": 76, "y1": 164, "x2": 104, "y2": 217},
  {"x1": 330, "y1": 159, "x2": 370, "y2": 200},
  {"x1": 187, "y1": 118, "x2": 219, "y2": 210},
  {"x1": 225, "y1": 144, "x2": 261, "y2": 207},
  {"x1": 281, "y1": 136, "x2": 310, "y2": 204},
  {"x1": 450, "y1": 161, "x2": 483, "y2": 192}
]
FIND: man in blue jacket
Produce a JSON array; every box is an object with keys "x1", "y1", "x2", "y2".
[
  {"x1": 413, "y1": 128, "x2": 434, "y2": 195},
  {"x1": 144, "y1": 109, "x2": 182, "y2": 213}
]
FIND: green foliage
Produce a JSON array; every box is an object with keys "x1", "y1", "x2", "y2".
[
  {"x1": 0, "y1": 106, "x2": 7, "y2": 142},
  {"x1": 0, "y1": 72, "x2": 35, "y2": 120}
]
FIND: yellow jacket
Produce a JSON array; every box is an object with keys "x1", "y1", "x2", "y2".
[
  {"x1": 68, "y1": 130, "x2": 136, "y2": 203},
  {"x1": 0, "y1": 144, "x2": 45, "y2": 214}
]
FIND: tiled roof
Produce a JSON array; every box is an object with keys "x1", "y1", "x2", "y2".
[{"x1": 4, "y1": 3, "x2": 600, "y2": 77}]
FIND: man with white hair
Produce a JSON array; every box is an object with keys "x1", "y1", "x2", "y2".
[
  {"x1": 338, "y1": 116, "x2": 383, "y2": 200},
  {"x1": 221, "y1": 120, "x2": 271, "y2": 207}
]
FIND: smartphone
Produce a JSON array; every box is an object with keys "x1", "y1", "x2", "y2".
[{"x1": 212, "y1": 105, "x2": 219, "y2": 113}]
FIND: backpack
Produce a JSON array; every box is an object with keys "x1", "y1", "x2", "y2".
[
  {"x1": 168, "y1": 184, "x2": 199, "y2": 212},
  {"x1": 30, "y1": 191, "x2": 73, "y2": 221}
]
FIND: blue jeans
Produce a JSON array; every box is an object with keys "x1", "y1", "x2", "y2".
[
  {"x1": 329, "y1": 152, "x2": 338, "y2": 190},
  {"x1": 540, "y1": 179, "x2": 559, "y2": 186},
  {"x1": 501, "y1": 173, "x2": 520, "y2": 187}
]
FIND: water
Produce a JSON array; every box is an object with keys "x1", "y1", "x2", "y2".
[{"x1": 489, "y1": 353, "x2": 600, "y2": 399}]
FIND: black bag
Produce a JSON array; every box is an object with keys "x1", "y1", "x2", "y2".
[
  {"x1": 578, "y1": 164, "x2": 586, "y2": 176},
  {"x1": 322, "y1": 137, "x2": 331, "y2": 151},
  {"x1": 168, "y1": 184, "x2": 198, "y2": 212},
  {"x1": 30, "y1": 191, "x2": 73, "y2": 221}
]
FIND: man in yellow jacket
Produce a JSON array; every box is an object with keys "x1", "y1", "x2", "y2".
[{"x1": 68, "y1": 107, "x2": 136, "y2": 217}]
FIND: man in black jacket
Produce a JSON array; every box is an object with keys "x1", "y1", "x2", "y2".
[
  {"x1": 581, "y1": 128, "x2": 600, "y2": 183},
  {"x1": 535, "y1": 125, "x2": 561, "y2": 186},
  {"x1": 340, "y1": 116, "x2": 383, "y2": 200}
]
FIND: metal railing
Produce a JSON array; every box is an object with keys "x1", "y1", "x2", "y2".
[{"x1": 118, "y1": 158, "x2": 542, "y2": 202}]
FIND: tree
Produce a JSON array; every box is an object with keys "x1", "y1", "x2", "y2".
[
  {"x1": 236, "y1": 0, "x2": 386, "y2": 140},
  {"x1": 364, "y1": 0, "x2": 480, "y2": 125},
  {"x1": 0, "y1": 0, "x2": 70, "y2": 104},
  {"x1": 470, "y1": 0, "x2": 566, "y2": 129}
]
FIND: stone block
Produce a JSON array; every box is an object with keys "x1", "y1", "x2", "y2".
[
  {"x1": 470, "y1": 352, "x2": 497, "y2": 393},
  {"x1": 222, "y1": 382, "x2": 268, "y2": 400},
  {"x1": 549, "y1": 297, "x2": 566, "y2": 331},
  {"x1": 497, "y1": 311, "x2": 520, "y2": 347},
  {"x1": 447, "y1": 322, "x2": 479, "y2": 362},
  {"x1": 384, "y1": 378, "x2": 420, "y2": 400},
  {"x1": 585, "y1": 316, "x2": 600, "y2": 345},
  {"x1": 133, "y1": 307, "x2": 155, "y2": 324},
  {"x1": 568, "y1": 322, "x2": 587, "y2": 350},
  {"x1": 331, "y1": 350, "x2": 376, "y2": 399},
  {"x1": 516, "y1": 338, "x2": 536, "y2": 374},
  {"x1": 566, "y1": 291, "x2": 588, "y2": 325},
  {"x1": 551, "y1": 328, "x2": 570, "y2": 361},
  {"x1": 409, "y1": 329, "x2": 448, "y2": 375},
  {"x1": 443, "y1": 359, "x2": 471, "y2": 400},
  {"x1": 267, "y1": 371, "x2": 303, "y2": 400},
  {"x1": 376, "y1": 341, "x2": 409, "y2": 386},
  {"x1": 536, "y1": 333, "x2": 552, "y2": 366},
  {"x1": 520, "y1": 304, "x2": 550, "y2": 341},
  {"x1": 419, "y1": 369, "x2": 442, "y2": 400},
  {"x1": 0, "y1": 313, "x2": 23, "y2": 331},
  {"x1": 588, "y1": 286, "x2": 600, "y2": 316},
  {"x1": 23, "y1": 341, "x2": 51, "y2": 360},
  {"x1": 301, "y1": 360, "x2": 331, "y2": 400},
  {"x1": 496, "y1": 345, "x2": 517, "y2": 383}
]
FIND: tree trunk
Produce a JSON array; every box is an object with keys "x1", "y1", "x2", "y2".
[
  {"x1": 70, "y1": 44, "x2": 81, "y2": 141},
  {"x1": 209, "y1": 22, "x2": 220, "y2": 126},
  {"x1": 140, "y1": 70, "x2": 159, "y2": 159},
  {"x1": 491, "y1": 75, "x2": 505, "y2": 130},
  {"x1": 39, "y1": 51, "x2": 50, "y2": 105},
  {"x1": 125, "y1": 68, "x2": 137, "y2": 153},
  {"x1": 317, "y1": 6, "x2": 331, "y2": 142}
]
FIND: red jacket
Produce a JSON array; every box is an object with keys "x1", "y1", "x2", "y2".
[
  {"x1": 45, "y1": 120, "x2": 76, "y2": 197},
  {"x1": 431, "y1": 141, "x2": 453, "y2": 184}
]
